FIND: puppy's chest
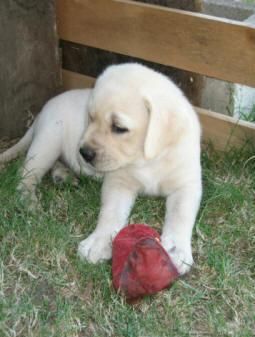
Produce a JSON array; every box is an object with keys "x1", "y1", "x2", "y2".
[{"x1": 133, "y1": 166, "x2": 165, "y2": 196}]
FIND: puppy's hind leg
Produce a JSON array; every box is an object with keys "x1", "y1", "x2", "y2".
[
  {"x1": 51, "y1": 161, "x2": 79, "y2": 187},
  {"x1": 18, "y1": 135, "x2": 61, "y2": 211}
]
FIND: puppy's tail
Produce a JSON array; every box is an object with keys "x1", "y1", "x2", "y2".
[{"x1": 0, "y1": 125, "x2": 34, "y2": 163}]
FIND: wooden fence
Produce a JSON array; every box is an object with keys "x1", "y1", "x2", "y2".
[{"x1": 56, "y1": 0, "x2": 255, "y2": 151}]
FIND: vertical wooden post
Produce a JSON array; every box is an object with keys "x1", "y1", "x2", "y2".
[{"x1": 0, "y1": 1, "x2": 61, "y2": 138}]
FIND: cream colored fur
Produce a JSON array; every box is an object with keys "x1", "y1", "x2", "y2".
[
  {"x1": 78, "y1": 63, "x2": 202, "y2": 275},
  {"x1": 0, "y1": 89, "x2": 96, "y2": 209},
  {"x1": 0, "y1": 63, "x2": 202, "y2": 275}
]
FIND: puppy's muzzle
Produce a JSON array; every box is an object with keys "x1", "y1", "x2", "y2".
[{"x1": 80, "y1": 146, "x2": 96, "y2": 164}]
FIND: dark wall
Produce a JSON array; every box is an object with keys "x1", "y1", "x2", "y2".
[{"x1": 0, "y1": 0, "x2": 61, "y2": 139}]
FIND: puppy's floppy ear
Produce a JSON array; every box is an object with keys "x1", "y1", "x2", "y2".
[{"x1": 143, "y1": 92, "x2": 171, "y2": 160}]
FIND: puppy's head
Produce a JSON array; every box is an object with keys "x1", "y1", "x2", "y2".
[{"x1": 79, "y1": 63, "x2": 189, "y2": 172}]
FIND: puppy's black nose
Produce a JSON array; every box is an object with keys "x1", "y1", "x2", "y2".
[{"x1": 80, "y1": 146, "x2": 96, "y2": 163}]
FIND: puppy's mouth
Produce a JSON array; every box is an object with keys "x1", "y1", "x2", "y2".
[
  {"x1": 91, "y1": 160, "x2": 123, "y2": 173},
  {"x1": 79, "y1": 148, "x2": 123, "y2": 173}
]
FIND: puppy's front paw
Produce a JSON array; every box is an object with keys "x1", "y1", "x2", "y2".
[
  {"x1": 78, "y1": 232, "x2": 112, "y2": 263},
  {"x1": 169, "y1": 247, "x2": 194, "y2": 275},
  {"x1": 51, "y1": 165, "x2": 79, "y2": 187},
  {"x1": 161, "y1": 236, "x2": 194, "y2": 275}
]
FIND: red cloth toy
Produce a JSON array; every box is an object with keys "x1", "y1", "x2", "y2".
[{"x1": 112, "y1": 224, "x2": 179, "y2": 299}]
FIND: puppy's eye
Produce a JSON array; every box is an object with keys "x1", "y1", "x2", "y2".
[{"x1": 111, "y1": 123, "x2": 129, "y2": 134}]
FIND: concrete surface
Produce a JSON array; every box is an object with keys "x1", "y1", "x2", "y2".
[
  {"x1": 233, "y1": 14, "x2": 255, "y2": 119},
  {"x1": 202, "y1": 0, "x2": 254, "y2": 20}
]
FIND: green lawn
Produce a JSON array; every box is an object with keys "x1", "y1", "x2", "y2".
[{"x1": 0, "y1": 144, "x2": 254, "y2": 337}]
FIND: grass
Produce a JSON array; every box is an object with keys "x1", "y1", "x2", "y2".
[
  {"x1": 242, "y1": 0, "x2": 255, "y2": 4},
  {"x1": 239, "y1": 105, "x2": 255, "y2": 123},
  {"x1": 0, "y1": 144, "x2": 255, "y2": 337}
]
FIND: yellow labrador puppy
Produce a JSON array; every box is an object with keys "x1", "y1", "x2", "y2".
[{"x1": 78, "y1": 63, "x2": 202, "y2": 275}]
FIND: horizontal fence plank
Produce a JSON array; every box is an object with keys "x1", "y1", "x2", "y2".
[
  {"x1": 62, "y1": 70, "x2": 255, "y2": 151},
  {"x1": 62, "y1": 69, "x2": 95, "y2": 90},
  {"x1": 56, "y1": 0, "x2": 255, "y2": 87},
  {"x1": 196, "y1": 107, "x2": 255, "y2": 150}
]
